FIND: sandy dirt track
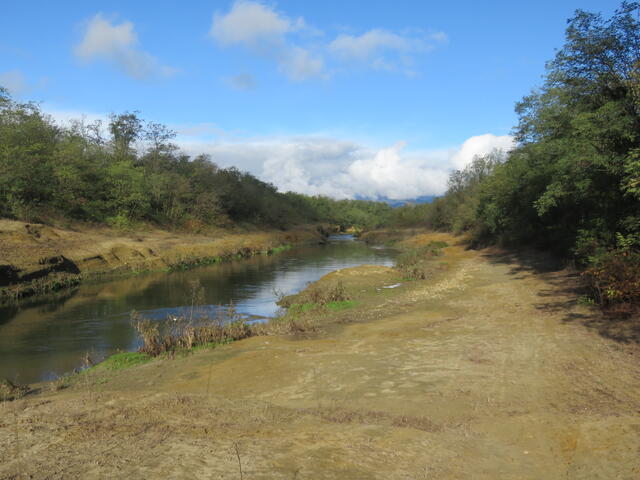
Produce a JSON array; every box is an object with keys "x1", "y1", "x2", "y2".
[{"x1": 1, "y1": 233, "x2": 639, "y2": 479}]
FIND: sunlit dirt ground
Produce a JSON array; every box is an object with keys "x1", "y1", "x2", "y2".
[{"x1": 2, "y1": 233, "x2": 639, "y2": 479}]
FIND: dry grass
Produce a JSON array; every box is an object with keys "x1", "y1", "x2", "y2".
[
  {"x1": 132, "y1": 306, "x2": 253, "y2": 357},
  {"x1": 300, "y1": 406, "x2": 444, "y2": 433}
]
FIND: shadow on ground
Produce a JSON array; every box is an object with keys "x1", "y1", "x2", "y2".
[{"x1": 480, "y1": 247, "x2": 640, "y2": 345}]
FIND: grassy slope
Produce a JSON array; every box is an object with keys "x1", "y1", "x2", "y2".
[{"x1": 1, "y1": 232, "x2": 639, "y2": 479}]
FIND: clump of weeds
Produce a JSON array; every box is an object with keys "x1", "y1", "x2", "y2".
[
  {"x1": 132, "y1": 307, "x2": 252, "y2": 357},
  {"x1": 395, "y1": 241, "x2": 448, "y2": 280}
]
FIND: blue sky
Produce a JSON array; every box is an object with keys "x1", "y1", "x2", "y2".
[{"x1": 0, "y1": 0, "x2": 618, "y2": 199}]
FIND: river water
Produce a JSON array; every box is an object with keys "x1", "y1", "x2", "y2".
[{"x1": 0, "y1": 235, "x2": 396, "y2": 383}]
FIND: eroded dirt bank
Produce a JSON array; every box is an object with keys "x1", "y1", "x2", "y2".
[
  {"x1": 1, "y1": 233, "x2": 639, "y2": 479},
  {"x1": 0, "y1": 219, "x2": 321, "y2": 301}
]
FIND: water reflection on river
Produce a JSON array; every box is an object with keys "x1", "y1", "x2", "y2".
[{"x1": 0, "y1": 235, "x2": 396, "y2": 383}]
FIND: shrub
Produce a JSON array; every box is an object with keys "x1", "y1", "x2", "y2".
[
  {"x1": 582, "y1": 250, "x2": 640, "y2": 316},
  {"x1": 131, "y1": 306, "x2": 252, "y2": 357},
  {"x1": 306, "y1": 281, "x2": 350, "y2": 305},
  {"x1": 395, "y1": 241, "x2": 447, "y2": 280}
]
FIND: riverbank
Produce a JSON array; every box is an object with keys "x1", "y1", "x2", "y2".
[
  {"x1": 2, "y1": 231, "x2": 639, "y2": 478},
  {"x1": 0, "y1": 219, "x2": 323, "y2": 302}
]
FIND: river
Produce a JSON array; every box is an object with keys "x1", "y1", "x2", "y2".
[{"x1": 0, "y1": 235, "x2": 396, "y2": 383}]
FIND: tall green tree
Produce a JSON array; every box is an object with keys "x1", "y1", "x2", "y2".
[{"x1": 477, "y1": 1, "x2": 640, "y2": 256}]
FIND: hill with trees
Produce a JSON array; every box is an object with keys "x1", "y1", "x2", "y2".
[{"x1": 0, "y1": 91, "x2": 391, "y2": 232}]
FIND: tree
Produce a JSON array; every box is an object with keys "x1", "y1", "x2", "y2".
[
  {"x1": 109, "y1": 112, "x2": 143, "y2": 159},
  {"x1": 476, "y1": 2, "x2": 640, "y2": 255}
]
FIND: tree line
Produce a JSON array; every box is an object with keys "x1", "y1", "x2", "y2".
[
  {"x1": 0, "y1": 91, "x2": 391, "y2": 231},
  {"x1": 387, "y1": 2, "x2": 640, "y2": 313}
]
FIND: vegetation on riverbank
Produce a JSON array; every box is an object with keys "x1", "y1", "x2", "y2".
[
  {"x1": 395, "y1": 240, "x2": 447, "y2": 280},
  {"x1": 385, "y1": 3, "x2": 640, "y2": 314},
  {"x1": 126, "y1": 269, "x2": 357, "y2": 359},
  {"x1": 121, "y1": 232, "x2": 450, "y2": 366}
]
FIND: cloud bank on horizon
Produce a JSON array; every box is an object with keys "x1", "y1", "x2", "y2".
[{"x1": 177, "y1": 133, "x2": 515, "y2": 200}]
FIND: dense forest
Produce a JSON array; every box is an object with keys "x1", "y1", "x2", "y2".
[
  {"x1": 0, "y1": 91, "x2": 391, "y2": 231},
  {"x1": 388, "y1": 3, "x2": 640, "y2": 312}
]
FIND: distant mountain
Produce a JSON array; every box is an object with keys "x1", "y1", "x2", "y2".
[{"x1": 355, "y1": 195, "x2": 437, "y2": 207}]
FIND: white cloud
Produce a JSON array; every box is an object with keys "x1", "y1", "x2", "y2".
[
  {"x1": 329, "y1": 29, "x2": 410, "y2": 61},
  {"x1": 0, "y1": 70, "x2": 28, "y2": 95},
  {"x1": 345, "y1": 142, "x2": 450, "y2": 199},
  {"x1": 178, "y1": 133, "x2": 514, "y2": 200},
  {"x1": 210, "y1": 1, "x2": 325, "y2": 82},
  {"x1": 74, "y1": 14, "x2": 175, "y2": 79},
  {"x1": 208, "y1": 2, "x2": 446, "y2": 82},
  {"x1": 451, "y1": 133, "x2": 515, "y2": 170},
  {"x1": 328, "y1": 28, "x2": 447, "y2": 72},
  {"x1": 210, "y1": 1, "x2": 296, "y2": 46}
]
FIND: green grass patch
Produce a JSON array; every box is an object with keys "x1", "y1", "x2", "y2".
[
  {"x1": 289, "y1": 302, "x2": 318, "y2": 313},
  {"x1": 289, "y1": 300, "x2": 357, "y2": 313},
  {"x1": 270, "y1": 244, "x2": 293, "y2": 254},
  {"x1": 326, "y1": 300, "x2": 357, "y2": 311},
  {"x1": 97, "y1": 352, "x2": 152, "y2": 371}
]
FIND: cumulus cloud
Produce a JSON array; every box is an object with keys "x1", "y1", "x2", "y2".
[
  {"x1": 178, "y1": 133, "x2": 514, "y2": 200},
  {"x1": 0, "y1": 70, "x2": 28, "y2": 95},
  {"x1": 209, "y1": 1, "x2": 446, "y2": 82},
  {"x1": 210, "y1": 1, "x2": 324, "y2": 82},
  {"x1": 210, "y1": 0, "x2": 298, "y2": 46},
  {"x1": 345, "y1": 142, "x2": 450, "y2": 199},
  {"x1": 451, "y1": 133, "x2": 515, "y2": 170},
  {"x1": 261, "y1": 134, "x2": 512, "y2": 199},
  {"x1": 74, "y1": 14, "x2": 175, "y2": 79},
  {"x1": 329, "y1": 29, "x2": 410, "y2": 61}
]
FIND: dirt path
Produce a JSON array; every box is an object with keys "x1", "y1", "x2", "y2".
[{"x1": 1, "y1": 234, "x2": 639, "y2": 479}]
